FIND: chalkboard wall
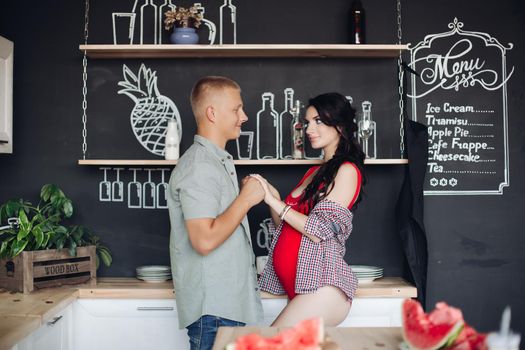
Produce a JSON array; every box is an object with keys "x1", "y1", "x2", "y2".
[{"x1": 1, "y1": 0, "x2": 524, "y2": 337}]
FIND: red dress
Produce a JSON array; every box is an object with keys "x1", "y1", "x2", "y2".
[{"x1": 272, "y1": 163, "x2": 362, "y2": 299}]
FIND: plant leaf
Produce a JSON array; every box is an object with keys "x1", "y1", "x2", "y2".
[
  {"x1": 56, "y1": 237, "x2": 65, "y2": 250},
  {"x1": 41, "y1": 231, "x2": 51, "y2": 248},
  {"x1": 98, "y1": 248, "x2": 112, "y2": 267},
  {"x1": 62, "y1": 199, "x2": 73, "y2": 217},
  {"x1": 10, "y1": 239, "x2": 28, "y2": 257},
  {"x1": 68, "y1": 239, "x2": 77, "y2": 257},
  {"x1": 55, "y1": 225, "x2": 68, "y2": 235},
  {"x1": 33, "y1": 226, "x2": 44, "y2": 249}
]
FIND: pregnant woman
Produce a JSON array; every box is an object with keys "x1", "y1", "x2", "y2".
[{"x1": 253, "y1": 92, "x2": 365, "y2": 327}]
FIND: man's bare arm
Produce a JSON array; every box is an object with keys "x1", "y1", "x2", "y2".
[{"x1": 185, "y1": 178, "x2": 263, "y2": 255}]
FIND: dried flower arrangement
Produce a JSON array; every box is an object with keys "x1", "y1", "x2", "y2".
[{"x1": 164, "y1": 6, "x2": 203, "y2": 30}]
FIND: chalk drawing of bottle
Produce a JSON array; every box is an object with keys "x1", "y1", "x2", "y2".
[
  {"x1": 219, "y1": 0, "x2": 237, "y2": 44},
  {"x1": 279, "y1": 88, "x2": 295, "y2": 159},
  {"x1": 257, "y1": 93, "x2": 279, "y2": 160},
  {"x1": 291, "y1": 100, "x2": 305, "y2": 159},
  {"x1": 358, "y1": 101, "x2": 377, "y2": 159},
  {"x1": 140, "y1": 0, "x2": 158, "y2": 44},
  {"x1": 157, "y1": 0, "x2": 177, "y2": 44}
]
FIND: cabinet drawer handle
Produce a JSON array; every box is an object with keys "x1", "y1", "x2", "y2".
[
  {"x1": 47, "y1": 315, "x2": 63, "y2": 326},
  {"x1": 136, "y1": 306, "x2": 174, "y2": 311}
]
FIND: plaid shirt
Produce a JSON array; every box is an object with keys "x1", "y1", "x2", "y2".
[{"x1": 258, "y1": 199, "x2": 358, "y2": 300}]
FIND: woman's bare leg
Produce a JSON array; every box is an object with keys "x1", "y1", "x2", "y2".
[{"x1": 271, "y1": 286, "x2": 351, "y2": 327}]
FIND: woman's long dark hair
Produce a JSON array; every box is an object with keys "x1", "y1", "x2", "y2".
[{"x1": 299, "y1": 92, "x2": 366, "y2": 210}]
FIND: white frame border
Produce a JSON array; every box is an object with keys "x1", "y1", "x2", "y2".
[{"x1": 0, "y1": 35, "x2": 13, "y2": 154}]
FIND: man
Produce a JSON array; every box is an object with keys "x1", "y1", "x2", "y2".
[{"x1": 167, "y1": 76, "x2": 264, "y2": 350}]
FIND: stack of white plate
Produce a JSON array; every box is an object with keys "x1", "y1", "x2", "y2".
[
  {"x1": 351, "y1": 265, "x2": 383, "y2": 283},
  {"x1": 136, "y1": 265, "x2": 172, "y2": 283}
]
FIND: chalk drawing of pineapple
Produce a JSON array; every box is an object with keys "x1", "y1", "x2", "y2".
[{"x1": 118, "y1": 63, "x2": 182, "y2": 156}]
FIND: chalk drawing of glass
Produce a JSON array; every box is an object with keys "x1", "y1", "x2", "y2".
[
  {"x1": 195, "y1": 3, "x2": 217, "y2": 44},
  {"x1": 256, "y1": 93, "x2": 279, "y2": 160},
  {"x1": 99, "y1": 167, "x2": 112, "y2": 202},
  {"x1": 255, "y1": 218, "x2": 274, "y2": 250},
  {"x1": 111, "y1": 168, "x2": 124, "y2": 202},
  {"x1": 142, "y1": 169, "x2": 156, "y2": 209},
  {"x1": 236, "y1": 131, "x2": 253, "y2": 159},
  {"x1": 128, "y1": 168, "x2": 142, "y2": 209},
  {"x1": 112, "y1": 13, "x2": 136, "y2": 44},
  {"x1": 156, "y1": 168, "x2": 169, "y2": 209}
]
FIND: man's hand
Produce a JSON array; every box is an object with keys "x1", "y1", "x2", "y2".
[{"x1": 240, "y1": 177, "x2": 264, "y2": 206}]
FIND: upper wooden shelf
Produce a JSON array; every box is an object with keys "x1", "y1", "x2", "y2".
[
  {"x1": 79, "y1": 44, "x2": 408, "y2": 59},
  {"x1": 78, "y1": 159, "x2": 408, "y2": 166}
]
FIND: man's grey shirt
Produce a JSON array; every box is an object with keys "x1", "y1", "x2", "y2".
[{"x1": 167, "y1": 135, "x2": 263, "y2": 329}]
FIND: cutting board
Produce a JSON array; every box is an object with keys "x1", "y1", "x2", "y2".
[{"x1": 212, "y1": 326, "x2": 404, "y2": 349}]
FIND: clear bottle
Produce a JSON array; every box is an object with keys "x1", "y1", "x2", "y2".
[
  {"x1": 164, "y1": 119, "x2": 180, "y2": 160},
  {"x1": 291, "y1": 100, "x2": 305, "y2": 159},
  {"x1": 358, "y1": 101, "x2": 376, "y2": 159},
  {"x1": 257, "y1": 93, "x2": 279, "y2": 159},
  {"x1": 219, "y1": 0, "x2": 237, "y2": 44},
  {"x1": 349, "y1": 0, "x2": 366, "y2": 44},
  {"x1": 279, "y1": 88, "x2": 295, "y2": 159}
]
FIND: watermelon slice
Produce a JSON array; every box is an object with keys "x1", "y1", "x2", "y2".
[
  {"x1": 402, "y1": 299, "x2": 465, "y2": 350},
  {"x1": 448, "y1": 324, "x2": 488, "y2": 350},
  {"x1": 226, "y1": 317, "x2": 324, "y2": 350}
]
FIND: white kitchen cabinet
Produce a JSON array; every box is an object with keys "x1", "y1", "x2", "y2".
[
  {"x1": 9, "y1": 295, "x2": 405, "y2": 350},
  {"x1": 13, "y1": 304, "x2": 73, "y2": 350},
  {"x1": 73, "y1": 299, "x2": 189, "y2": 350},
  {"x1": 260, "y1": 297, "x2": 405, "y2": 328},
  {"x1": 340, "y1": 298, "x2": 404, "y2": 327}
]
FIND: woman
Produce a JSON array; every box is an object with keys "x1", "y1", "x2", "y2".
[{"x1": 252, "y1": 92, "x2": 365, "y2": 327}]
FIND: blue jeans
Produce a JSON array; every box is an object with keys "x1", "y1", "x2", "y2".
[{"x1": 186, "y1": 315, "x2": 245, "y2": 350}]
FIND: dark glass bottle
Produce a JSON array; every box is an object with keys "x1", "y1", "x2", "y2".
[{"x1": 349, "y1": 0, "x2": 366, "y2": 44}]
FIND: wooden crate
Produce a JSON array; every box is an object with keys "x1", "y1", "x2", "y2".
[{"x1": 0, "y1": 246, "x2": 96, "y2": 293}]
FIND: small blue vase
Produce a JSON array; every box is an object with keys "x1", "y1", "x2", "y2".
[{"x1": 170, "y1": 27, "x2": 199, "y2": 44}]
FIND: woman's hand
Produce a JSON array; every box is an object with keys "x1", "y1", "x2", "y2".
[{"x1": 249, "y1": 174, "x2": 277, "y2": 204}]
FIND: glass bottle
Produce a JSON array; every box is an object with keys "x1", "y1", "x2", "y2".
[
  {"x1": 291, "y1": 100, "x2": 305, "y2": 159},
  {"x1": 279, "y1": 88, "x2": 295, "y2": 159},
  {"x1": 219, "y1": 0, "x2": 237, "y2": 44},
  {"x1": 164, "y1": 119, "x2": 180, "y2": 160},
  {"x1": 256, "y1": 93, "x2": 279, "y2": 159},
  {"x1": 349, "y1": 0, "x2": 366, "y2": 44},
  {"x1": 358, "y1": 101, "x2": 376, "y2": 159}
]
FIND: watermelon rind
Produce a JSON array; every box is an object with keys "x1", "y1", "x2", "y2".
[
  {"x1": 442, "y1": 324, "x2": 464, "y2": 349},
  {"x1": 402, "y1": 299, "x2": 465, "y2": 350}
]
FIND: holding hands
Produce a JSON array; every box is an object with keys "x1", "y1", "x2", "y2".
[
  {"x1": 240, "y1": 176, "x2": 265, "y2": 206},
  {"x1": 249, "y1": 174, "x2": 280, "y2": 204}
]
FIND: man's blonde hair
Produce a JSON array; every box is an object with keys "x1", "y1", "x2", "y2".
[{"x1": 190, "y1": 76, "x2": 241, "y2": 116}]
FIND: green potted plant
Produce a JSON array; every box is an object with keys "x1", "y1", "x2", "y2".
[{"x1": 0, "y1": 184, "x2": 112, "y2": 292}]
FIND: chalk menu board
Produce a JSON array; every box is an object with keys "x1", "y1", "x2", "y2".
[{"x1": 408, "y1": 18, "x2": 514, "y2": 195}]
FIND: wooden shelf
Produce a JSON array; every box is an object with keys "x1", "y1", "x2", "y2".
[
  {"x1": 77, "y1": 159, "x2": 408, "y2": 166},
  {"x1": 79, "y1": 44, "x2": 408, "y2": 59}
]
